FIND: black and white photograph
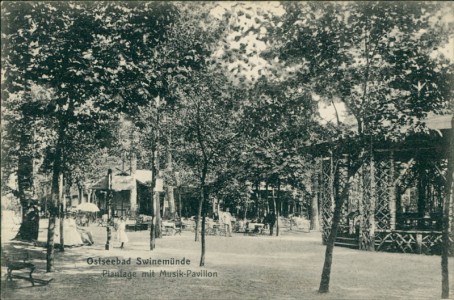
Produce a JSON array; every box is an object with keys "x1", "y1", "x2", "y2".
[{"x1": 1, "y1": 1, "x2": 453, "y2": 299}]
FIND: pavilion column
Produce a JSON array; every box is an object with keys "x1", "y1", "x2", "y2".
[
  {"x1": 360, "y1": 152, "x2": 376, "y2": 251},
  {"x1": 389, "y1": 151, "x2": 396, "y2": 230},
  {"x1": 87, "y1": 189, "x2": 93, "y2": 203},
  {"x1": 338, "y1": 154, "x2": 350, "y2": 229},
  {"x1": 330, "y1": 153, "x2": 335, "y2": 214},
  {"x1": 130, "y1": 186, "x2": 137, "y2": 217},
  {"x1": 417, "y1": 161, "x2": 427, "y2": 217},
  {"x1": 310, "y1": 162, "x2": 320, "y2": 231},
  {"x1": 369, "y1": 152, "x2": 376, "y2": 250}
]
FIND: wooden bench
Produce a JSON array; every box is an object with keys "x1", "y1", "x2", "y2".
[
  {"x1": 2, "y1": 250, "x2": 36, "y2": 286},
  {"x1": 162, "y1": 221, "x2": 182, "y2": 236},
  {"x1": 2, "y1": 245, "x2": 53, "y2": 287}
]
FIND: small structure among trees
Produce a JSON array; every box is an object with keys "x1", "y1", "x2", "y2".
[{"x1": 318, "y1": 114, "x2": 453, "y2": 255}]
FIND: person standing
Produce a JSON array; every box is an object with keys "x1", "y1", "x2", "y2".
[
  {"x1": 221, "y1": 209, "x2": 232, "y2": 237},
  {"x1": 63, "y1": 215, "x2": 84, "y2": 246},
  {"x1": 29, "y1": 205, "x2": 40, "y2": 240},
  {"x1": 117, "y1": 217, "x2": 128, "y2": 249},
  {"x1": 266, "y1": 211, "x2": 276, "y2": 236}
]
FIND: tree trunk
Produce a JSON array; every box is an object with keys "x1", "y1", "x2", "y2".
[
  {"x1": 104, "y1": 169, "x2": 113, "y2": 250},
  {"x1": 311, "y1": 166, "x2": 320, "y2": 231},
  {"x1": 166, "y1": 185, "x2": 176, "y2": 219},
  {"x1": 78, "y1": 184, "x2": 84, "y2": 204},
  {"x1": 178, "y1": 187, "x2": 182, "y2": 218},
  {"x1": 319, "y1": 154, "x2": 362, "y2": 293},
  {"x1": 165, "y1": 132, "x2": 176, "y2": 219},
  {"x1": 14, "y1": 128, "x2": 37, "y2": 241},
  {"x1": 195, "y1": 191, "x2": 203, "y2": 242},
  {"x1": 272, "y1": 187, "x2": 278, "y2": 236},
  {"x1": 150, "y1": 145, "x2": 157, "y2": 250},
  {"x1": 441, "y1": 117, "x2": 453, "y2": 299},
  {"x1": 46, "y1": 144, "x2": 63, "y2": 272},
  {"x1": 150, "y1": 216, "x2": 156, "y2": 250},
  {"x1": 319, "y1": 164, "x2": 346, "y2": 293},
  {"x1": 199, "y1": 179, "x2": 207, "y2": 266},
  {"x1": 150, "y1": 187, "x2": 155, "y2": 249},
  {"x1": 441, "y1": 159, "x2": 453, "y2": 299},
  {"x1": 155, "y1": 191, "x2": 162, "y2": 238},
  {"x1": 311, "y1": 192, "x2": 320, "y2": 231},
  {"x1": 59, "y1": 174, "x2": 65, "y2": 252},
  {"x1": 200, "y1": 213, "x2": 206, "y2": 267},
  {"x1": 255, "y1": 177, "x2": 260, "y2": 217},
  {"x1": 276, "y1": 180, "x2": 280, "y2": 236},
  {"x1": 195, "y1": 173, "x2": 207, "y2": 242}
]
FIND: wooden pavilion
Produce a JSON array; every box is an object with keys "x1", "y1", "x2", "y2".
[{"x1": 318, "y1": 115, "x2": 453, "y2": 255}]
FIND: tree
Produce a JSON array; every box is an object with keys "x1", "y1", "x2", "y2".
[
  {"x1": 264, "y1": 1, "x2": 454, "y2": 294},
  {"x1": 441, "y1": 116, "x2": 454, "y2": 299},
  {"x1": 113, "y1": 1, "x2": 216, "y2": 248},
  {"x1": 1, "y1": 2, "x2": 54, "y2": 241},
  {"x1": 173, "y1": 68, "x2": 243, "y2": 266},
  {"x1": 2, "y1": 2, "x2": 127, "y2": 270}
]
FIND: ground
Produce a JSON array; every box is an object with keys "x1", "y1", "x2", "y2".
[{"x1": 1, "y1": 217, "x2": 453, "y2": 300}]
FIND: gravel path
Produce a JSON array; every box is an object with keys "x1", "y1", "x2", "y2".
[{"x1": 1, "y1": 219, "x2": 453, "y2": 300}]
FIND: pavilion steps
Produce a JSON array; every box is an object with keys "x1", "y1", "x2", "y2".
[{"x1": 335, "y1": 236, "x2": 359, "y2": 249}]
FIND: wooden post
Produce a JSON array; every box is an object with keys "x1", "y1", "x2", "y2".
[
  {"x1": 58, "y1": 173, "x2": 64, "y2": 252},
  {"x1": 311, "y1": 165, "x2": 320, "y2": 231},
  {"x1": 178, "y1": 187, "x2": 182, "y2": 219},
  {"x1": 357, "y1": 164, "x2": 364, "y2": 240},
  {"x1": 369, "y1": 152, "x2": 376, "y2": 251},
  {"x1": 416, "y1": 233, "x2": 423, "y2": 254},
  {"x1": 266, "y1": 182, "x2": 270, "y2": 214},
  {"x1": 277, "y1": 178, "x2": 280, "y2": 236},
  {"x1": 389, "y1": 151, "x2": 396, "y2": 230},
  {"x1": 272, "y1": 187, "x2": 278, "y2": 236},
  {"x1": 441, "y1": 116, "x2": 453, "y2": 299},
  {"x1": 330, "y1": 153, "x2": 335, "y2": 213},
  {"x1": 105, "y1": 169, "x2": 112, "y2": 250}
]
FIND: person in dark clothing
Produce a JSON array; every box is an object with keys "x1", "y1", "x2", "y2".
[
  {"x1": 29, "y1": 205, "x2": 40, "y2": 240},
  {"x1": 265, "y1": 211, "x2": 276, "y2": 236},
  {"x1": 15, "y1": 204, "x2": 40, "y2": 241}
]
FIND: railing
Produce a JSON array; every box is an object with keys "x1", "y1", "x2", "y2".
[{"x1": 375, "y1": 230, "x2": 453, "y2": 255}]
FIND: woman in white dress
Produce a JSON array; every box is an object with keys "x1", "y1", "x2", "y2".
[
  {"x1": 117, "y1": 217, "x2": 128, "y2": 249},
  {"x1": 60, "y1": 216, "x2": 83, "y2": 246}
]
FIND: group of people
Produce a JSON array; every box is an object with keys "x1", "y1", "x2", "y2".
[
  {"x1": 54, "y1": 214, "x2": 94, "y2": 246},
  {"x1": 53, "y1": 214, "x2": 129, "y2": 249},
  {"x1": 216, "y1": 208, "x2": 277, "y2": 236}
]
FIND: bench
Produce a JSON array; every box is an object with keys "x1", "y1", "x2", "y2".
[
  {"x1": 2, "y1": 245, "x2": 53, "y2": 287},
  {"x1": 2, "y1": 249, "x2": 36, "y2": 286},
  {"x1": 162, "y1": 221, "x2": 182, "y2": 236},
  {"x1": 243, "y1": 223, "x2": 265, "y2": 236}
]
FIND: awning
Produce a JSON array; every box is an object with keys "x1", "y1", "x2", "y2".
[
  {"x1": 135, "y1": 170, "x2": 152, "y2": 184},
  {"x1": 91, "y1": 175, "x2": 136, "y2": 191}
]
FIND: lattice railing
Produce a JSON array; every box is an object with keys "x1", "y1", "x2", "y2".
[
  {"x1": 375, "y1": 230, "x2": 453, "y2": 255},
  {"x1": 375, "y1": 230, "x2": 417, "y2": 253},
  {"x1": 421, "y1": 232, "x2": 443, "y2": 254},
  {"x1": 375, "y1": 158, "x2": 392, "y2": 230}
]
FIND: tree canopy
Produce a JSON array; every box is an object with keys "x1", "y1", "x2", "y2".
[{"x1": 1, "y1": 1, "x2": 453, "y2": 293}]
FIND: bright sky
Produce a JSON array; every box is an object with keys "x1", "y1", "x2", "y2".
[{"x1": 210, "y1": 2, "x2": 285, "y2": 85}]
